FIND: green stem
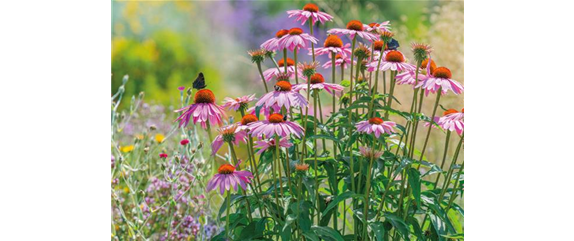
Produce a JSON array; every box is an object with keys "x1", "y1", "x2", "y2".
[
  {"x1": 225, "y1": 191, "x2": 231, "y2": 239},
  {"x1": 283, "y1": 49, "x2": 288, "y2": 74},
  {"x1": 432, "y1": 131, "x2": 452, "y2": 188},
  {"x1": 309, "y1": 20, "x2": 315, "y2": 62},
  {"x1": 256, "y1": 62, "x2": 269, "y2": 92},
  {"x1": 363, "y1": 139, "x2": 376, "y2": 239},
  {"x1": 294, "y1": 48, "x2": 299, "y2": 84},
  {"x1": 384, "y1": 71, "x2": 397, "y2": 120},
  {"x1": 313, "y1": 92, "x2": 320, "y2": 225},
  {"x1": 416, "y1": 89, "x2": 442, "y2": 169}
]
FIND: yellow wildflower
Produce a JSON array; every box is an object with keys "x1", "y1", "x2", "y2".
[
  {"x1": 121, "y1": 145, "x2": 134, "y2": 153},
  {"x1": 155, "y1": 133, "x2": 165, "y2": 143}
]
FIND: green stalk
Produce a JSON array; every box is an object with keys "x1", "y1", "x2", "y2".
[
  {"x1": 363, "y1": 139, "x2": 377, "y2": 239},
  {"x1": 368, "y1": 44, "x2": 385, "y2": 118},
  {"x1": 225, "y1": 191, "x2": 231, "y2": 239},
  {"x1": 229, "y1": 144, "x2": 253, "y2": 222},
  {"x1": 416, "y1": 89, "x2": 442, "y2": 169},
  {"x1": 283, "y1": 48, "x2": 288, "y2": 73},
  {"x1": 294, "y1": 48, "x2": 299, "y2": 84},
  {"x1": 256, "y1": 62, "x2": 269, "y2": 92},
  {"x1": 432, "y1": 131, "x2": 452, "y2": 188},
  {"x1": 309, "y1": 20, "x2": 316, "y2": 62},
  {"x1": 313, "y1": 91, "x2": 320, "y2": 224},
  {"x1": 383, "y1": 71, "x2": 397, "y2": 120}
]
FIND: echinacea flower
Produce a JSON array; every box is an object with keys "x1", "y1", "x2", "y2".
[
  {"x1": 249, "y1": 113, "x2": 305, "y2": 138},
  {"x1": 262, "y1": 58, "x2": 299, "y2": 82},
  {"x1": 322, "y1": 53, "x2": 353, "y2": 69},
  {"x1": 298, "y1": 61, "x2": 319, "y2": 77},
  {"x1": 211, "y1": 124, "x2": 248, "y2": 155},
  {"x1": 255, "y1": 81, "x2": 308, "y2": 112},
  {"x1": 367, "y1": 50, "x2": 415, "y2": 72},
  {"x1": 261, "y1": 29, "x2": 289, "y2": 51},
  {"x1": 395, "y1": 59, "x2": 436, "y2": 86},
  {"x1": 277, "y1": 27, "x2": 318, "y2": 52},
  {"x1": 415, "y1": 67, "x2": 464, "y2": 96},
  {"x1": 439, "y1": 108, "x2": 464, "y2": 135},
  {"x1": 411, "y1": 42, "x2": 433, "y2": 65},
  {"x1": 353, "y1": 43, "x2": 371, "y2": 60},
  {"x1": 294, "y1": 163, "x2": 310, "y2": 173},
  {"x1": 356, "y1": 117, "x2": 397, "y2": 138},
  {"x1": 312, "y1": 35, "x2": 352, "y2": 57},
  {"x1": 359, "y1": 146, "x2": 384, "y2": 160},
  {"x1": 286, "y1": 3, "x2": 334, "y2": 25},
  {"x1": 364, "y1": 21, "x2": 391, "y2": 33},
  {"x1": 240, "y1": 114, "x2": 259, "y2": 126},
  {"x1": 222, "y1": 94, "x2": 256, "y2": 112},
  {"x1": 327, "y1": 20, "x2": 378, "y2": 41},
  {"x1": 248, "y1": 49, "x2": 267, "y2": 64},
  {"x1": 253, "y1": 137, "x2": 293, "y2": 154},
  {"x1": 175, "y1": 89, "x2": 226, "y2": 129},
  {"x1": 293, "y1": 73, "x2": 344, "y2": 97},
  {"x1": 206, "y1": 163, "x2": 253, "y2": 195}
]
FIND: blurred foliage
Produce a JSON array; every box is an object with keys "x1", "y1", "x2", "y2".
[{"x1": 112, "y1": 0, "x2": 463, "y2": 111}]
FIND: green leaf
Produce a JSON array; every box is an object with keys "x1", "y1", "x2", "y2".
[
  {"x1": 430, "y1": 213, "x2": 447, "y2": 241},
  {"x1": 321, "y1": 191, "x2": 361, "y2": 217},
  {"x1": 407, "y1": 168, "x2": 421, "y2": 206},
  {"x1": 340, "y1": 79, "x2": 351, "y2": 87},
  {"x1": 312, "y1": 226, "x2": 344, "y2": 241},
  {"x1": 302, "y1": 231, "x2": 320, "y2": 241},
  {"x1": 407, "y1": 216, "x2": 425, "y2": 241},
  {"x1": 383, "y1": 213, "x2": 410, "y2": 241},
  {"x1": 370, "y1": 221, "x2": 386, "y2": 241}
]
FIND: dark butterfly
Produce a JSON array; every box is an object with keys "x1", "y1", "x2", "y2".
[
  {"x1": 192, "y1": 72, "x2": 207, "y2": 90},
  {"x1": 283, "y1": 115, "x2": 288, "y2": 121},
  {"x1": 387, "y1": 38, "x2": 400, "y2": 50}
]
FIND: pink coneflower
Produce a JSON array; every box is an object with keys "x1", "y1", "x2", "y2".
[
  {"x1": 253, "y1": 137, "x2": 293, "y2": 155},
  {"x1": 312, "y1": 35, "x2": 351, "y2": 57},
  {"x1": 286, "y1": 3, "x2": 334, "y2": 25},
  {"x1": 322, "y1": 53, "x2": 353, "y2": 69},
  {"x1": 367, "y1": 50, "x2": 414, "y2": 72},
  {"x1": 262, "y1": 58, "x2": 300, "y2": 82},
  {"x1": 222, "y1": 94, "x2": 256, "y2": 112},
  {"x1": 211, "y1": 124, "x2": 248, "y2": 156},
  {"x1": 327, "y1": 20, "x2": 378, "y2": 41},
  {"x1": 255, "y1": 81, "x2": 308, "y2": 112},
  {"x1": 355, "y1": 117, "x2": 397, "y2": 138},
  {"x1": 175, "y1": 89, "x2": 226, "y2": 129},
  {"x1": 364, "y1": 21, "x2": 391, "y2": 33},
  {"x1": 439, "y1": 109, "x2": 464, "y2": 135},
  {"x1": 180, "y1": 139, "x2": 190, "y2": 146},
  {"x1": 277, "y1": 28, "x2": 318, "y2": 52},
  {"x1": 396, "y1": 58, "x2": 436, "y2": 86},
  {"x1": 294, "y1": 73, "x2": 344, "y2": 97},
  {"x1": 249, "y1": 113, "x2": 305, "y2": 138},
  {"x1": 206, "y1": 163, "x2": 253, "y2": 195},
  {"x1": 415, "y1": 67, "x2": 464, "y2": 96},
  {"x1": 359, "y1": 146, "x2": 384, "y2": 159},
  {"x1": 159, "y1": 153, "x2": 168, "y2": 159},
  {"x1": 261, "y1": 29, "x2": 289, "y2": 51}
]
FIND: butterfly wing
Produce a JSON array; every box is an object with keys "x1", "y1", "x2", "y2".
[
  {"x1": 193, "y1": 72, "x2": 207, "y2": 90},
  {"x1": 387, "y1": 38, "x2": 400, "y2": 50}
]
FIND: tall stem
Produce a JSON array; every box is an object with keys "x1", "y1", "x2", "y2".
[
  {"x1": 309, "y1": 20, "x2": 316, "y2": 62},
  {"x1": 363, "y1": 139, "x2": 376, "y2": 239},
  {"x1": 294, "y1": 48, "x2": 299, "y2": 84},
  {"x1": 432, "y1": 131, "x2": 451, "y2": 188},
  {"x1": 313, "y1": 92, "x2": 320, "y2": 224},
  {"x1": 416, "y1": 89, "x2": 442, "y2": 169},
  {"x1": 256, "y1": 62, "x2": 269, "y2": 92},
  {"x1": 384, "y1": 71, "x2": 396, "y2": 120},
  {"x1": 283, "y1": 49, "x2": 288, "y2": 74},
  {"x1": 225, "y1": 191, "x2": 231, "y2": 239},
  {"x1": 229, "y1": 144, "x2": 253, "y2": 222}
]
